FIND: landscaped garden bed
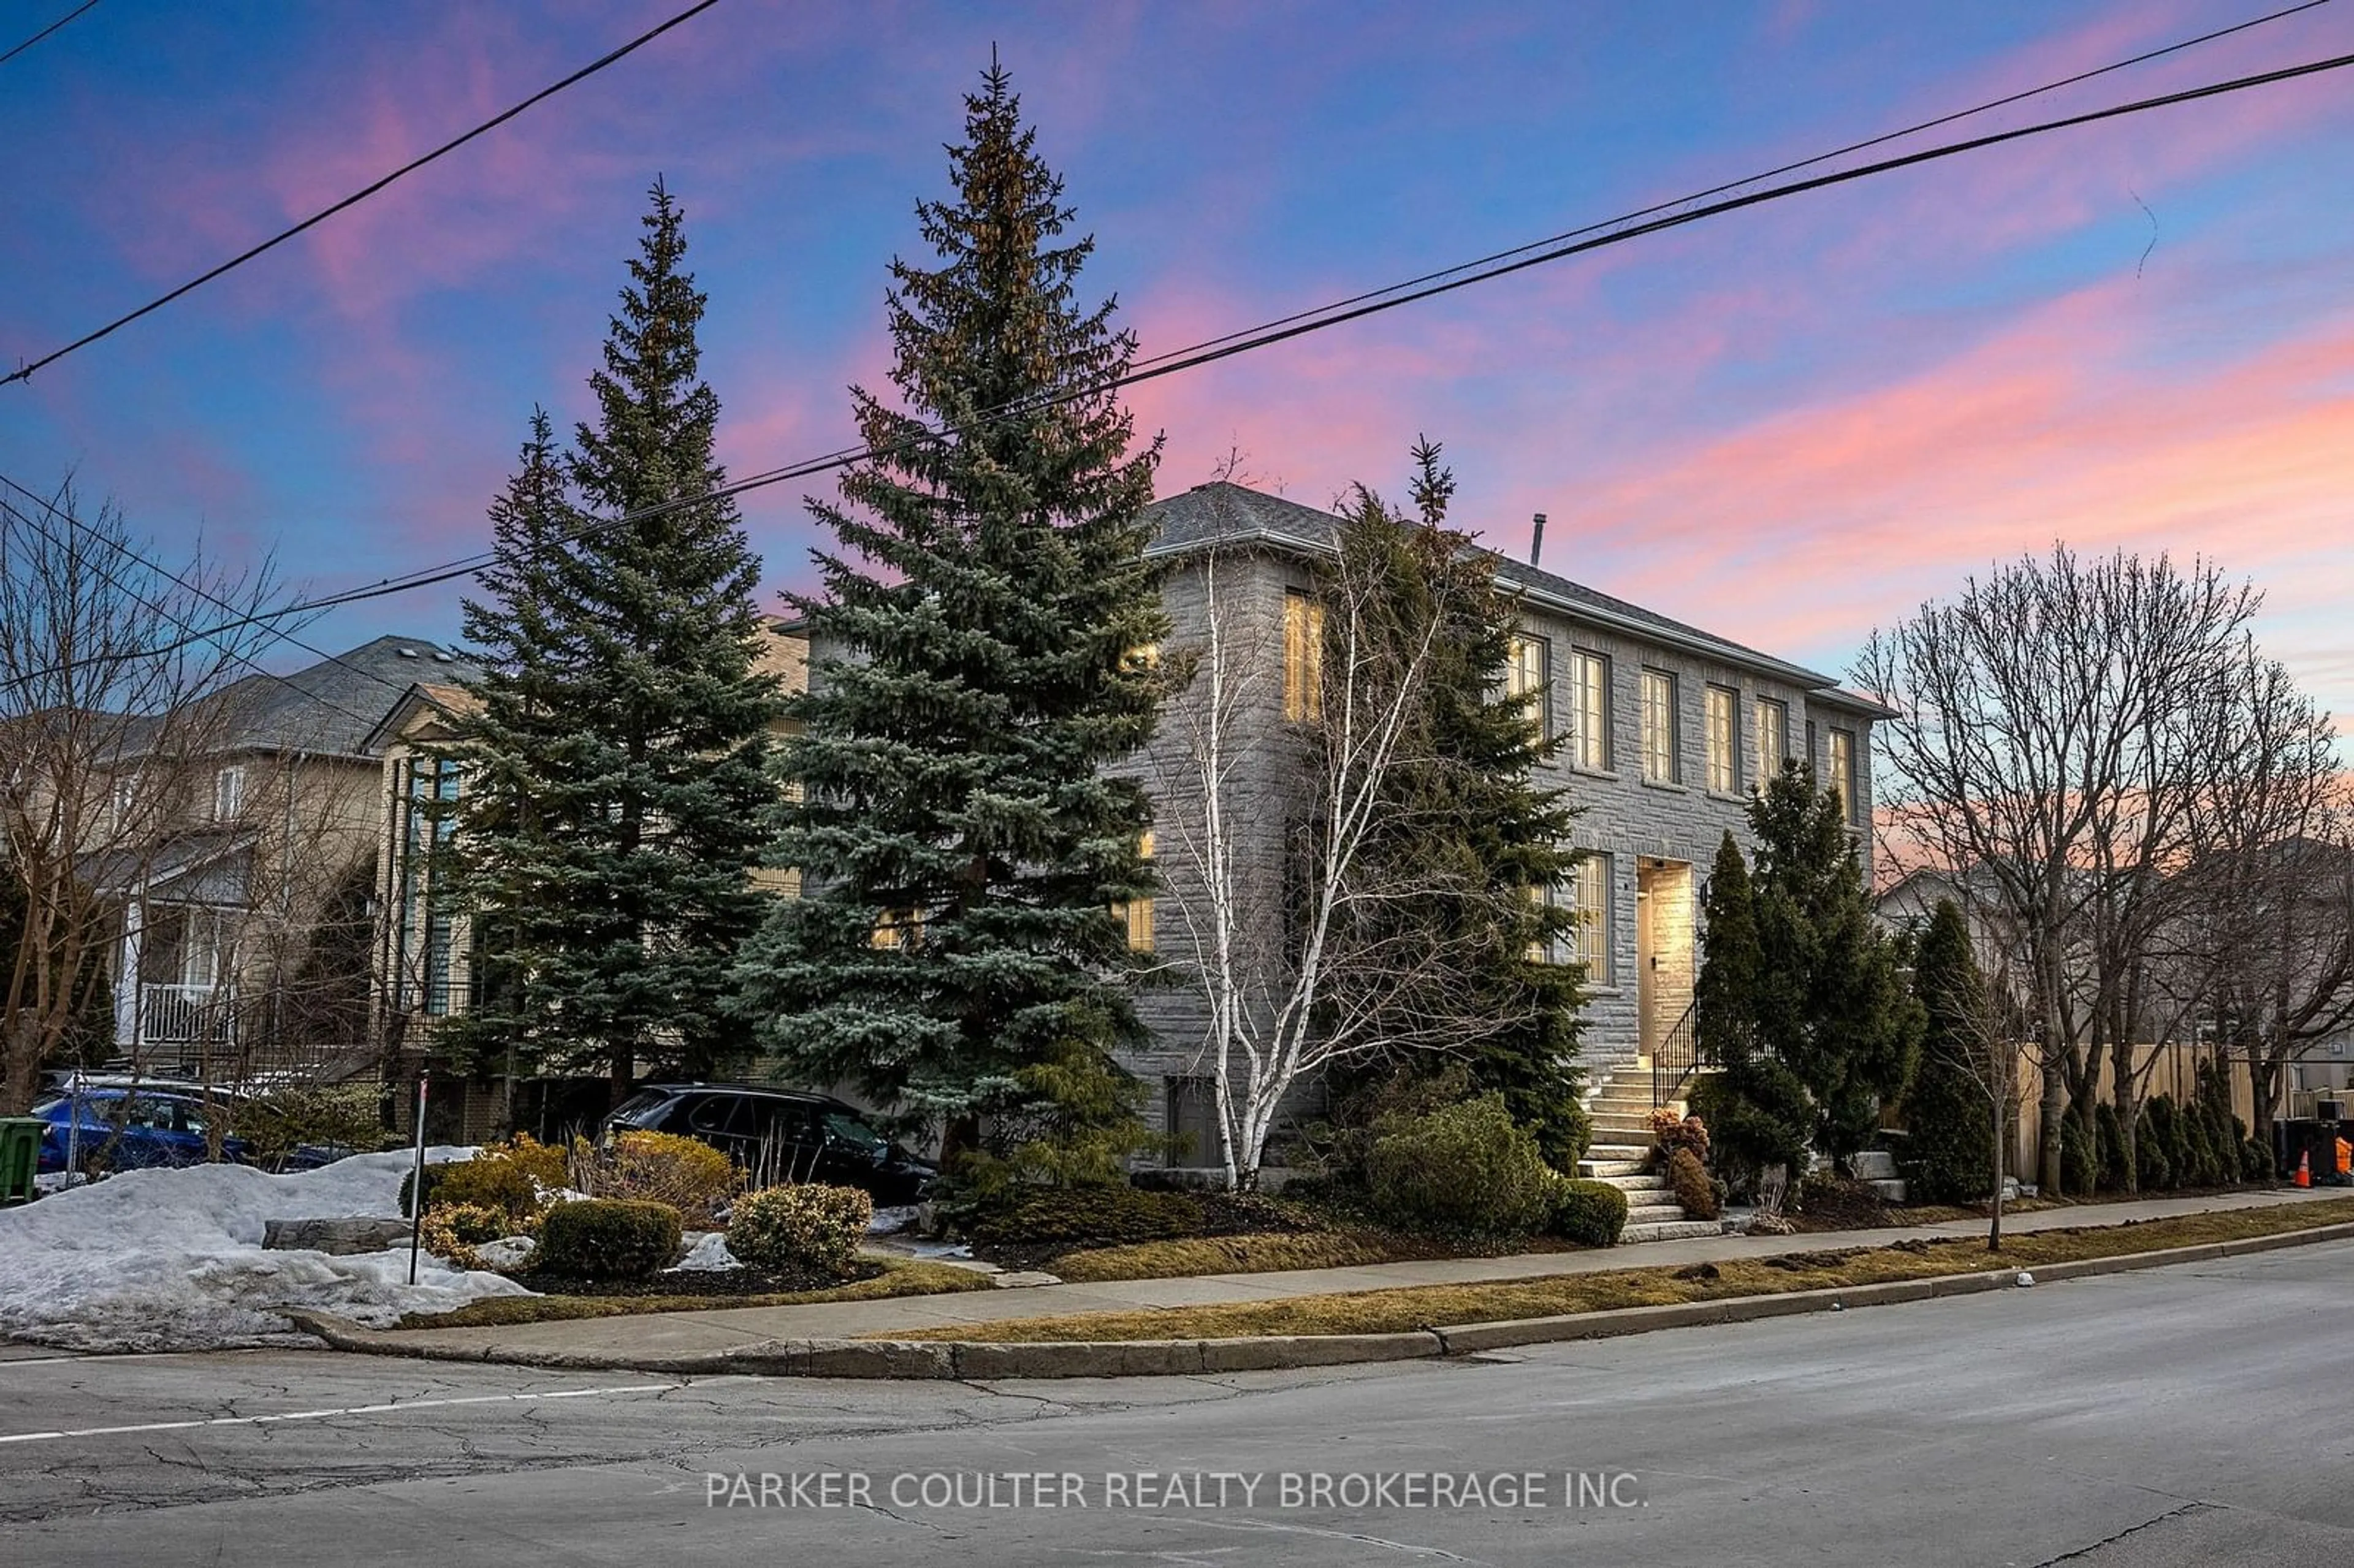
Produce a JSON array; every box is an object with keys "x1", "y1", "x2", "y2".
[{"x1": 877, "y1": 1195, "x2": 2354, "y2": 1344}]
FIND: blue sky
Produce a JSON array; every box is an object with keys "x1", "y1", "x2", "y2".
[{"x1": 3, "y1": 1, "x2": 2349, "y2": 714}]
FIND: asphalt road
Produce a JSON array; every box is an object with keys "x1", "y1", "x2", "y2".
[{"x1": 4, "y1": 1241, "x2": 2350, "y2": 1566}]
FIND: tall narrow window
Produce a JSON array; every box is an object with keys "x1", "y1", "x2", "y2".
[
  {"x1": 1704, "y1": 686, "x2": 1738, "y2": 794},
  {"x1": 1640, "y1": 669, "x2": 1679, "y2": 784},
  {"x1": 1829, "y1": 729, "x2": 1859, "y2": 824},
  {"x1": 180, "y1": 907, "x2": 223, "y2": 989},
  {"x1": 1568, "y1": 650, "x2": 1610, "y2": 769},
  {"x1": 1754, "y1": 698, "x2": 1787, "y2": 790},
  {"x1": 1282, "y1": 590, "x2": 1324, "y2": 723},
  {"x1": 213, "y1": 765, "x2": 246, "y2": 823},
  {"x1": 1573, "y1": 853, "x2": 1612, "y2": 980},
  {"x1": 1116, "y1": 831, "x2": 1156, "y2": 953},
  {"x1": 1505, "y1": 633, "x2": 1552, "y2": 737}
]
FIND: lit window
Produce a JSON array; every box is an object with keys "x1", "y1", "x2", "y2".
[
  {"x1": 1754, "y1": 698, "x2": 1787, "y2": 790},
  {"x1": 871, "y1": 907, "x2": 925, "y2": 951},
  {"x1": 1506, "y1": 633, "x2": 1552, "y2": 737},
  {"x1": 1829, "y1": 729, "x2": 1859, "y2": 824},
  {"x1": 1568, "y1": 651, "x2": 1610, "y2": 770},
  {"x1": 1641, "y1": 669, "x2": 1678, "y2": 784},
  {"x1": 1705, "y1": 687, "x2": 1738, "y2": 794},
  {"x1": 213, "y1": 765, "x2": 247, "y2": 823},
  {"x1": 1123, "y1": 642, "x2": 1161, "y2": 672},
  {"x1": 1116, "y1": 831, "x2": 1156, "y2": 953},
  {"x1": 1574, "y1": 854, "x2": 1611, "y2": 978},
  {"x1": 1283, "y1": 592, "x2": 1324, "y2": 723}
]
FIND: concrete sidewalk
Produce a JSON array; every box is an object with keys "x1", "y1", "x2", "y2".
[{"x1": 354, "y1": 1186, "x2": 2346, "y2": 1366}]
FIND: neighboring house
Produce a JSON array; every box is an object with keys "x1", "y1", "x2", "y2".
[
  {"x1": 93, "y1": 636, "x2": 479, "y2": 1081},
  {"x1": 365, "y1": 627, "x2": 807, "y2": 1141}
]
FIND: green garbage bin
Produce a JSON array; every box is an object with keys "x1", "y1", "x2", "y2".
[{"x1": 0, "y1": 1116, "x2": 41, "y2": 1205}]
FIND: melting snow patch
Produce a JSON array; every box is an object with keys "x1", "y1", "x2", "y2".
[
  {"x1": 0, "y1": 1150, "x2": 531, "y2": 1352},
  {"x1": 669, "y1": 1231, "x2": 737, "y2": 1273},
  {"x1": 867, "y1": 1205, "x2": 920, "y2": 1236}
]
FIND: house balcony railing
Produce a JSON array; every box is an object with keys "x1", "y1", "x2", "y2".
[{"x1": 140, "y1": 983, "x2": 235, "y2": 1045}]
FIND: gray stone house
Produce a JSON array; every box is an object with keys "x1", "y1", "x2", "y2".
[{"x1": 1130, "y1": 482, "x2": 1889, "y2": 1172}]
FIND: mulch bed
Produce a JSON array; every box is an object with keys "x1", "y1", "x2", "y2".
[{"x1": 515, "y1": 1259, "x2": 885, "y2": 1299}]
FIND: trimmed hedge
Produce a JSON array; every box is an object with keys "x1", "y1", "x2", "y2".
[
  {"x1": 965, "y1": 1184, "x2": 1206, "y2": 1247},
  {"x1": 729, "y1": 1184, "x2": 872, "y2": 1279},
  {"x1": 1365, "y1": 1094, "x2": 1554, "y2": 1241},
  {"x1": 534, "y1": 1198, "x2": 682, "y2": 1282},
  {"x1": 1548, "y1": 1178, "x2": 1629, "y2": 1247}
]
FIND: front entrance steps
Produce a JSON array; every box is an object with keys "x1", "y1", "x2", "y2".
[{"x1": 1575, "y1": 1054, "x2": 1726, "y2": 1243}]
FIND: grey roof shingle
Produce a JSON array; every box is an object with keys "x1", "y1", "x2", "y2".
[
  {"x1": 204, "y1": 635, "x2": 483, "y2": 756},
  {"x1": 1142, "y1": 481, "x2": 1867, "y2": 698}
]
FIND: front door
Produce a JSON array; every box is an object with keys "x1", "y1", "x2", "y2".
[{"x1": 1636, "y1": 858, "x2": 1695, "y2": 1062}]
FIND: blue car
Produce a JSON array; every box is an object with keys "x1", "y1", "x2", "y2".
[{"x1": 32, "y1": 1087, "x2": 252, "y2": 1174}]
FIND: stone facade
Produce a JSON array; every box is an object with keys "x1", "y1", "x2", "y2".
[
  {"x1": 794, "y1": 481, "x2": 1886, "y2": 1157},
  {"x1": 1123, "y1": 483, "x2": 1887, "y2": 1146}
]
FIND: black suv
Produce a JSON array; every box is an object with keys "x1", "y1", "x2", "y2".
[{"x1": 602, "y1": 1084, "x2": 937, "y2": 1205}]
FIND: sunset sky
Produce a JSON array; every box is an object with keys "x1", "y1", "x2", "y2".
[{"x1": 3, "y1": 1, "x2": 2348, "y2": 719}]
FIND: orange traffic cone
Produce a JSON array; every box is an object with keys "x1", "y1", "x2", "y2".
[{"x1": 2295, "y1": 1151, "x2": 2312, "y2": 1189}]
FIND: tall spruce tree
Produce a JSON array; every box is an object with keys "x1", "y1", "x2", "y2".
[
  {"x1": 1340, "y1": 443, "x2": 1589, "y2": 1165},
  {"x1": 446, "y1": 183, "x2": 781, "y2": 1100},
  {"x1": 733, "y1": 65, "x2": 1167, "y2": 1170}
]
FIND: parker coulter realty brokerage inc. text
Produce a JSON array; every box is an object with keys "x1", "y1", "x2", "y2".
[{"x1": 705, "y1": 1470, "x2": 1647, "y2": 1511}]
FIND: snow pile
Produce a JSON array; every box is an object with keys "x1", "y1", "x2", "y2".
[
  {"x1": 869, "y1": 1205, "x2": 920, "y2": 1235},
  {"x1": 0, "y1": 1150, "x2": 532, "y2": 1352},
  {"x1": 669, "y1": 1231, "x2": 737, "y2": 1273}
]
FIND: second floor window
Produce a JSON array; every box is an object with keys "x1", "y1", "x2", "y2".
[
  {"x1": 1282, "y1": 590, "x2": 1324, "y2": 723},
  {"x1": 1115, "y1": 831, "x2": 1156, "y2": 953},
  {"x1": 1640, "y1": 669, "x2": 1679, "y2": 784},
  {"x1": 1505, "y1": 633, "x2": 1552, "y2": 737},
  {"x1": 1829, "y1": 728, "x2": 1859, "y2": 824},
  {"x1": 213, "y1": 765, "x2": 246, "y2": 823},
  {"x1": 1705, "y1": 686, "x2": 1738, "y2": 794},
  {"x1": 1755, "y1": 698, "x2": 1788, "y2": 789},
  {"x1": 1568, "y1": 650, "x2": 1610, "y2": 770}
]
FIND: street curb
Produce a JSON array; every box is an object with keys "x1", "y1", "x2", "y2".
[{"x1": 289, "y1": 1217, "x2": 2354, "y2": 1380}]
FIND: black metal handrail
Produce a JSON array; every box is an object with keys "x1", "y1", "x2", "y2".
[{"x1": 1652, "y1": 999, "x2": 1701, "y2": 1109}]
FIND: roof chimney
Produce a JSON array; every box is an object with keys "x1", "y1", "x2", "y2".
[{"x1": 1528, "y1": 512, "x2": 1547, "y2": 569}]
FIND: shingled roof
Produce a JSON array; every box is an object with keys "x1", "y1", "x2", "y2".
[
  {"x1": 203, "y1": 635, "x2": 483, "y2": 756},
  {"x1": 1143, "y1": 481, "x2": 1883, "y2": 708}
]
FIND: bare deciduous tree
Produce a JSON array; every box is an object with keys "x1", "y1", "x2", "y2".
[
  {"x1": 1146, "y1": 495, "x2": 1531, "y2": 1189},
  {"x1": 0, "y1": 478, "x2": 294, "y2": 1114},
  {"x1": 1856, "y1": 547, "x2": 2269, "y2": 1192}
]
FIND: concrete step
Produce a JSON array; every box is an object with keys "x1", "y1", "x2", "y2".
[
  {"x1": 1625, "y1": 1203, "x2": 1687, "y2": 1225},
  {"x1": 1867, "y1": 1177, "x2": 1908, "y2": 1203},
  {"x1": 1592, "y1": 1173, "x2": 1669, "y2": 1194},
  {"x1": 1621, "y1": 1219, "x2": 1725, "y2": 1244},
  {"x1": 1849, "y1": 1150, "x2": 1899, "y2": 1181},
  {"x1": 1583, "y1": 1143, "x2": 1649, "y2": 1162},
  {"x1": 1578, "y1": 1158, "x2": 1650, "y2": 1179}
]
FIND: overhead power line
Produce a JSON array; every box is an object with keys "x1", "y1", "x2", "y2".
[
  {"x1": 0, "y1": 1, "x2": 100, "y2": 69},
  {"x1": 0, "y1": 481, "x2": 392, "y2": 734},
  {"x1": 1, "y1": 0, "x2": 722, "y2": 387},
  {"x1": 0, "y1": 469, "x2": 421, "y2": 721},
  {"x1": 15, "y1": 36, "x2": 2354, "y2": 684},
  {"x1": 1119, "y1": 0, "x2": 2343, "y2": 378}
]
